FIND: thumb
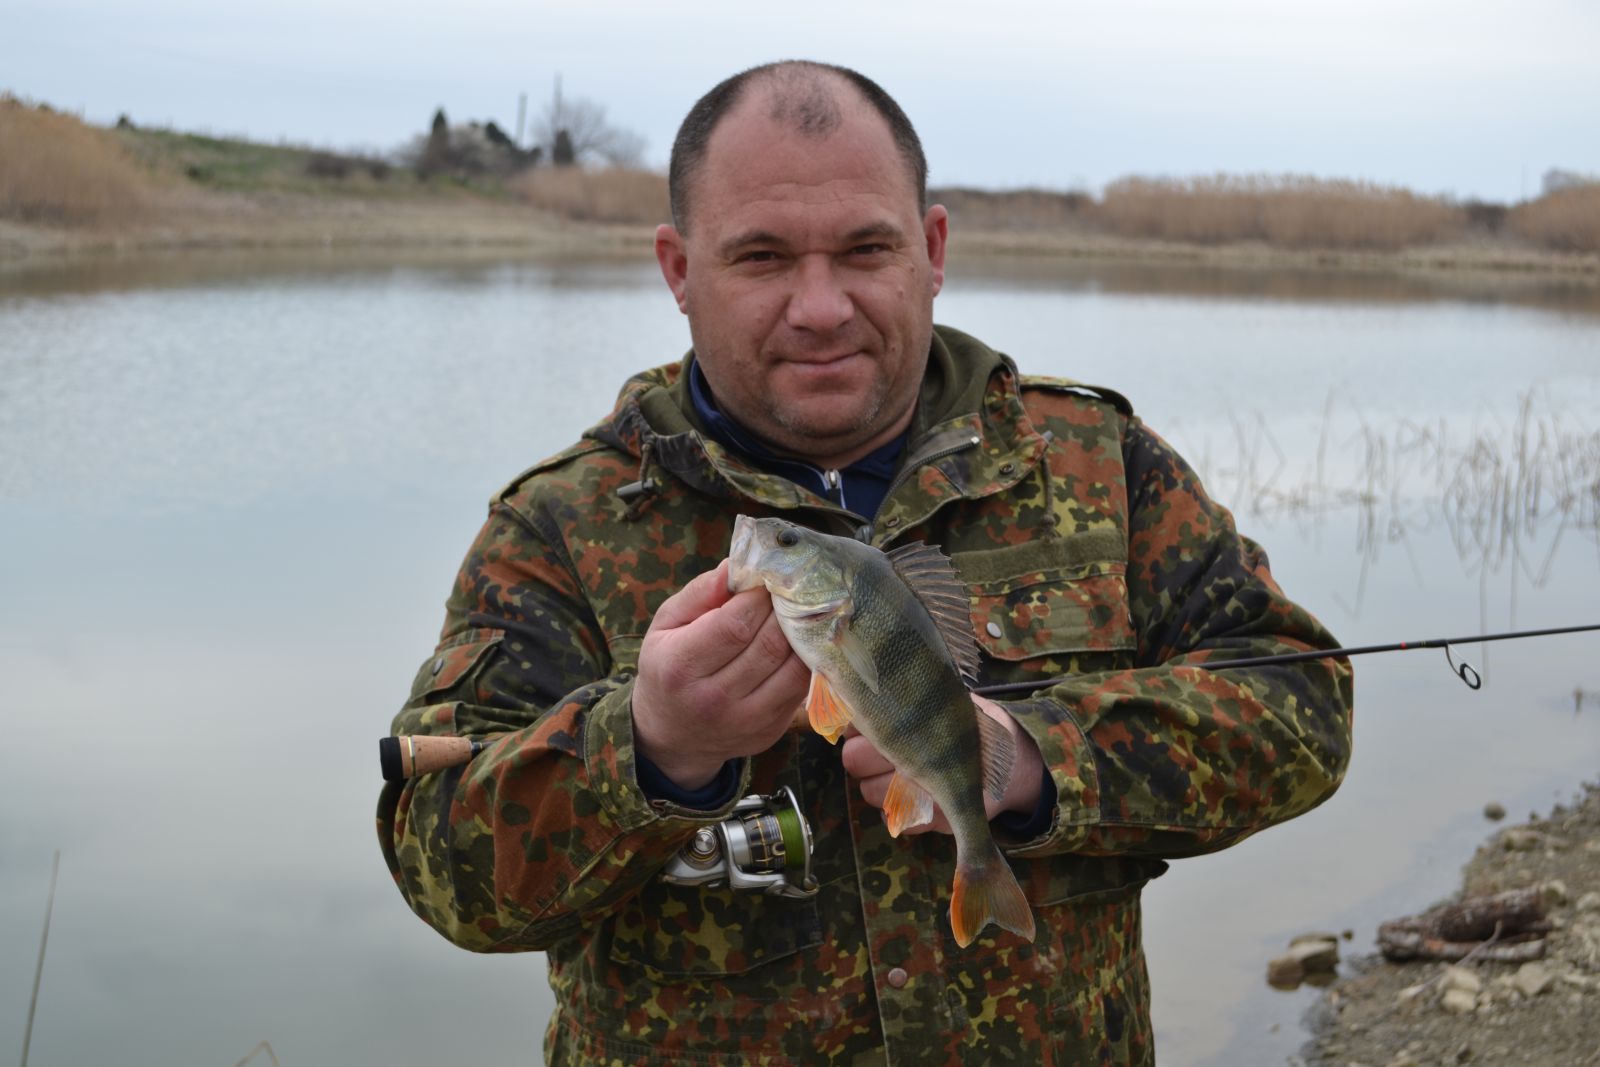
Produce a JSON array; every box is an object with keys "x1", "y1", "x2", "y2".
[{"x1": 650, "y1": 559, "x2": 735, "y2": 632}]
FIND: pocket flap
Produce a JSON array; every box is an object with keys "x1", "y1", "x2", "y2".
[
  {"x1": 970, "y1": 568, "x2": 1136, "y2": 661},
  {"x1": 408, "y1": 635, "x2": 498, "y2": 703}
]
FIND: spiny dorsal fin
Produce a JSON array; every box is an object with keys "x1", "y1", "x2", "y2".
[{"x1": 886, "y1": 541, "x2": 981, "y2": 684}]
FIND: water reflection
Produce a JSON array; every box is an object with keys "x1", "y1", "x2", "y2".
[
  {"x1": 1, "y1": 253, "x2": 1597, "y2": 1067},
  {"x1": 946, "y1": 250, "x2": 1600, "y2": 316},
  {"x1": 0, "y1": 245, "x2": 659, "y2": 298},
  {"x1": 1182, "y1": 390, "x2": 1600, "y2": 621}
]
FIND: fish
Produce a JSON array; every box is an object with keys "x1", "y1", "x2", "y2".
[{"x1": 727, "y1": 513, "x2": 1036, "y2": 947}]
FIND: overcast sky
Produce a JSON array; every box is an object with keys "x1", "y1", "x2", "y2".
[{"x1": 7, "y1": 0, "x2": 1598, "y2": 203}]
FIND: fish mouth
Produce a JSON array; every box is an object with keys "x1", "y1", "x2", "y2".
[{"x1": 727, "y1": 514, "x2": 759, "y2": 593}]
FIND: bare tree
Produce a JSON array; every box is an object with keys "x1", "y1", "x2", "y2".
[{"x1": 532, "y1": 82, "x2": 646, "y2": 168}]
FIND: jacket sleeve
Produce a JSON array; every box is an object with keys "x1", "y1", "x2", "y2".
[
  {"x1": 376, "y1": 500, "x2": 749, "y2": 952},
  {"x1": 1001, "y1": 419, "x2": 1354, "y2": 860}
]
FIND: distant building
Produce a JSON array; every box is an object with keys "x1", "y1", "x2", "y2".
[{"x1": 1542, "y1": 168, "x2": 1599, "y2": 196}]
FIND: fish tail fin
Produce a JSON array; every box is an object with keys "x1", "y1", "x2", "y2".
[{"x1": 950, "y1": 846, "x2": 1036, "y2": 948}]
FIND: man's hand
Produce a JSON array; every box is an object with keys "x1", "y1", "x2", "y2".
[
  {"x1": 632, "y1": 560, "x2": 811, "y2": 791},
  {"x1": 839, "y1": 695, "x2": 1045, "y2": 834}
]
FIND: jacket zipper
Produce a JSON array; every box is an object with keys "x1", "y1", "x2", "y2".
[{"x1": 859, "y1": 432, "x2": 984, "y2": 543}]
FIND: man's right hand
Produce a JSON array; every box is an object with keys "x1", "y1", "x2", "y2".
[{"x1": 631, "y1": 560, "x2": 811, "y2": 791}]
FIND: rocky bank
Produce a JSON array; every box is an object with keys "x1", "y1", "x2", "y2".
[{"x1": 1300, "y1": 782, "x2": 1600, "y2": 1067}]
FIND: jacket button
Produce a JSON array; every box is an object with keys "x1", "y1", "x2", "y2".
[
  {"x1": 986, "y1": 622, "x2": 1003, "y2": 638},
  {"x1": 1000, "y1": 461, "x2": 1016, "y2": 475},
  {"x1": 431, "y1": 657, "x2": 445, "y2": 675},
  {"x1": 883, "y1": 516, "x2": 901, "y2": 529},
  {"x1": 886, "y1": 967, "x2": 909, "y2": 989}
]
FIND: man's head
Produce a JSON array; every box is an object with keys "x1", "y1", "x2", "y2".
[
  {"x1": 655, "y1": 61, "x2": 948, "y2": 471},
  {"x1": 667, "y1": 62, "x2": 928, "y2": 234}
]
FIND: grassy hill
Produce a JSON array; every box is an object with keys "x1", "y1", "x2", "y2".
[{"x1": 2, "y1": 94, "x2": 1596, "y2": 273}]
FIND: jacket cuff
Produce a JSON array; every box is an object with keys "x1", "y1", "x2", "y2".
[
  {"x1": 636, "y1": 752, "x2": 743, "y2": 811},
  {"x1": 583, "y1": 680, "x2": 748, "y2": 829},
  {"x1": 996, "y1": 695, "x2": 1101, "y2": 855}
]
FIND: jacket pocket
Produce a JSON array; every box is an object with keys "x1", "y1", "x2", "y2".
[
  {"x1": 606, "y1": 882, "x2": 822, "y2": 981},
  {"x1": 956, "y1": 539, "x2": 1137, "y2": 667},
  {"x1": 407, "y1": 633, "x2": 498, "y2": 704}
]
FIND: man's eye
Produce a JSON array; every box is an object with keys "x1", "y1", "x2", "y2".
[
  {"x1": 737, "y1": 250, "x2": 779, "y2": 264},
  {"x1": 850, "y1": 244, "x2": 889, "y2": 257}
]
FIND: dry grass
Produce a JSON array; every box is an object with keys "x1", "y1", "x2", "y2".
[
  {"x1": 0, "y1": 95, "x2": 162, "y2": 226},
  {"x1": 510, "y1": 166, "x2": 668, "y2": 225},
  {"x1": 1508, "y1": 185, "x2": 1600, "y2": 254},
  {"x1": 932, "y1": 186, "x2": 1092, "y2": 231},
  {"x1": 1093, "y1": 174, "x2": 1464, "y2": 251}
]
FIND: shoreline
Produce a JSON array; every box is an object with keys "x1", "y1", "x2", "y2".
[
  {"x1": 4, "y1": 191, "x2": 1597, "y2": 289},
  {"x1": 1302, "y1": 781, "x2": 1600, "y2": 1067}
]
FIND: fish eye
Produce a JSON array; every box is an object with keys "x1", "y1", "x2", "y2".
[{"x1": 776, "y1": 528, "x2": 799, "y2": 547}]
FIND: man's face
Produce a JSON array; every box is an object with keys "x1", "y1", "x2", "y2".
[{"x1": 656, "y1": 94, "x2": 948, "y2": 469}]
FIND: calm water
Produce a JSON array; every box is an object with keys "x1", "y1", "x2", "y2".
[{"x1": 3, "y1": 251, "x2": 1598, "y2": 1066}]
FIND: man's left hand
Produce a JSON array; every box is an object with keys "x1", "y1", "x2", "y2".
[{"x1": 839, "y1": 695, "x2": 1045, "y2": 834}]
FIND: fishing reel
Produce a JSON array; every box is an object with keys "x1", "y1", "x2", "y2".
[{"x1": 659, "y1": 785, "x2": 819, "y2": 899}]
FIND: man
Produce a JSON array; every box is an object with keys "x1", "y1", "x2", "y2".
[{"x1": 378, "y1": 61, "x2": 1353, "y2": 1066}]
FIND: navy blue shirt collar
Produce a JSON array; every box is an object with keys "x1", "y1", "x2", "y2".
[{"x1": 687, "y1": 359, "x2": 905, "y2": 518}]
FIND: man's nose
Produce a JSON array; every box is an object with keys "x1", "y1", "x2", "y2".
[{"x1": 785, "y1": 256, "x2": 853, "y2": 333}]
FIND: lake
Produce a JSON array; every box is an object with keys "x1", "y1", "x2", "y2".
[{"x1": 2, "y1": 249, "x2": 1598, "y2": 1066}]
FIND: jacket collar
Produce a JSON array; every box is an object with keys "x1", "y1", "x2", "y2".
[{"x1": 587, "y1": 326, "x2": 1055, "y2": 536}]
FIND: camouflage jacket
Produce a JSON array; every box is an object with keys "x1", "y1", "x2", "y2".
[{"x1": 378, "y1": 325, "x2": 1354, "y2": 1066}]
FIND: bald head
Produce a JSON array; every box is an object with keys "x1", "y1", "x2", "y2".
[{"x1": 667, "y1": 61, "x2": 928, "y2": 232}]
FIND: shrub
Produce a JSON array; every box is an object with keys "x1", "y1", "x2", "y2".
[
  {"x1": 1508, "y1": 185, "x2": 1600, "y2": 253},
  {"x1": 510, "y1": 166, "x2": 668, "y2": 224},
  {"x1": 1093, "y1": 174, "x2": 1464, "y2": 251},
  {"x1": 0, "y1": 95, "x2": 158, "y2": 226}
]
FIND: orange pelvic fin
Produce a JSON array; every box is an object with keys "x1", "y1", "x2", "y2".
[
  {"x1": 806, "y1": 671, "x2": 853, "y2": 744},
  {"x1": 882, "y1": 772, "x2": 936, "y2": 837},
  {"x1": 950, "y1": 852, "x2": 1036, "y2": 948}
]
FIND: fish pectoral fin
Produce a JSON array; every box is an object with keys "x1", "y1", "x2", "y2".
[
  {"x1": 882, "y1": 772, "x2": 937, "y2": 838},
  {"x1": 976, "y1": 705, "x2": 1018, "y2": 805},
  {"x1": 806, "y1": 671, "x2": 855, "y2": 744},
  {"x1": 831, "y1": 615, "x2": 881, "y2": 694}
]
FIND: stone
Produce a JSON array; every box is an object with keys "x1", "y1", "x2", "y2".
[
  {"x1": 1397, "y1": 982, "x2": 1431, "y2": 1007},
  {"x1": 1513, "y1": 961, "x2": 1553, "y2": 998},
  {"x1": 1576, "y1": 891, "x2": 1600, "y2": 913},
  {"x1": 1386, "y1": 1053, "x2": 1420, "y2": 1067},
  {"x1": 1441, "y1": 965, "x2": 1483, "y2": 995},
  {"x1": 1441, "y1": 987, "x2": 1478, "y2": 1014},
  {"x1": 1541, "y1": 879, "x2": 1569, "y2": 908},
  {"x1": 1483, "y1": 801, "x2": 1506, "y2": 820},
  {"x1": 1267, "y1": 954, "x2": 1305, "y2": 988},
  {"x1": 1501, "y1": 828, "x2": 1543, "y2": 851},
  {"x1": 1289, "y1": 936, "x2": 1341, "y2": 972}
]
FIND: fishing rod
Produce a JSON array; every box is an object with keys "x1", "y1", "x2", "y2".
[
  {"x1": 379, "y1": 620, "x2": 1600, "y2": 782},
  {"x1": 972, "y1": 621, "x2": 1600, "y2": 699}
]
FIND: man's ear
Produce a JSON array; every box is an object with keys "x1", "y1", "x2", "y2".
[
  {"x1": 923, "y1": 204, "x2": 949, "y2": 298},
  {"x1": 655, "y1": 224, "x2": 690, "y2": 313}
]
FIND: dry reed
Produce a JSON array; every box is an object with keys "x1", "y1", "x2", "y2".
[
  {"x1": 1508, "y1": 185, "x2": 1600, "y2": 254},
  {"x1": 1094, "y1": 174, "x2": 1464, "y2": 251},
  {"x1": 0, "y1": 96, "x2": 160, "y2": 226},
  {"x1": 510, "y1": 166, "x2": 668, "y2": 225},
  {"x1": 932, "y1": 186, "x2": 1091, "y2": 231}
]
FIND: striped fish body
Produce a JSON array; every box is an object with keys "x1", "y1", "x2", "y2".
[{"x1": 727, "y1": 514, "x2": 1035, "y2": 947}]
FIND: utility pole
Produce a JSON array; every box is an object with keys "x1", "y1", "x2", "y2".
[
  {"x1": 516, "y1": 91, "x2": 527, "y2": 148},
  {"x1": 21, "y1": 851, "x2": 60, "y2": 1067}
]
